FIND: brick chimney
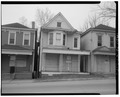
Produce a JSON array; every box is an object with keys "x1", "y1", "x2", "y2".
[{"x1": 32, "y1": 21, "x2": 35, "y2": 29}]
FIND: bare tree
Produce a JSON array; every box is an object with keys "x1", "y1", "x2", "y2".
[
  {"x1": 19, "y1": 16, "x2": 28, "y2": 26},
  {"x1": 35, "y1": 8, "x2": 54, "y2": 27},
  {"x1": 97, "y1": 1, "x2": 116, "y2": 22}
]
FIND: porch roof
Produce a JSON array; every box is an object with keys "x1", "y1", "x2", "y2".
[
  {"x1": 42, "y1": 48, "x2": 90, "y2": 55},
  {"x1": 93, "y1": 46, "x2": 116, "y2": 55}
]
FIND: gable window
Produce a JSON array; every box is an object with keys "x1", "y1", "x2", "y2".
[
  {"x1": 57, "y1": 22, "x2": 61, "y2": 27},
  {"x1": 56, "y1": 33, "x2": 61, "y2": 44},
  {"x1": 63, "y1": 34, "x2": 66, "y2": 46},
  {"x1": 74, "y1": 37, "x2": 78, "y2": 48},
  {"x1": 98, "y1": 35, "x2": 102, "y2": 46},
  {"x1": 9, "y1": 32, "x2": 16, "y2": 45},
  {"x1": 110, "y1": 36, "x2": 114, "y2": 47},
  {"x1": 23, "y1": 33, "x2": 30, "y2": 46},
  {"x1": 49, "y1": 33, "x2": 53, "y2": 45}
]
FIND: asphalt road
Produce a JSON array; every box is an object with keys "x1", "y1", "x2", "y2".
[{"x1": 2, "y1": 79, "x2": 116, "y2": 95}]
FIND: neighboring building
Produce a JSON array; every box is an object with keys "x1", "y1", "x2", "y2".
[
  {"x1": 81, "y1": 24, "x2": 116, "y2": 74},
  {"x1": 39, "y1": 12, "x2": 90, "y2": 75},
  {"x1": 1, "y1": 23, "x2": 36, "y2": 79}
]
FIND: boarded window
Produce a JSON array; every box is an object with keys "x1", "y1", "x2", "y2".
[
  {"x1": 110, "y1": 36, "x2": 114, "y2": 47},
  {"x1": 49, "y1": 33, "x2": 53, "y2": 45},
  {"x1": 98, "y1": 35, "x2": 102, "y2": 46},
  {"x1": 9, "y1": 33, "x2": 15, "y2": 44},
  {"x1": 24, "y1": 33, "x2": 30, "y2": 45}
]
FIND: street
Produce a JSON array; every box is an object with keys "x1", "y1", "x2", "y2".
[{"x1": 2, "y1": 79, "x2": 116, "y2": 95}]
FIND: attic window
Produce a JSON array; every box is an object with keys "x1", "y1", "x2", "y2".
[{"x1": 57, "y1": 22, "x2": 61, "y2": 27}]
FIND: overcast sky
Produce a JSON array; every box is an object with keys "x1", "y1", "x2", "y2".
[{"x1": 2, "y1": 3, "x2": 115, "y2": 31}]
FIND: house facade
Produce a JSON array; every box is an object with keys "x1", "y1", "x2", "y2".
[
  {"x1": 81, "y1": 24, "x2": 116, "y2": 74},
  {"x1": 39, "y1": 12, "x2": 90, "y2": 74},
  {"x1": 1, "y1": 23, "x2": 36, "y2": 79}
]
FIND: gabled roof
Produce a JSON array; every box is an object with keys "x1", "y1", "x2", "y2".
[
  {"x1": 42, "y1": 12, "x2": 76, "y2": 31},
  {"x1": 81, "y1": 24, "x2": 115, "y2": 37},
  {"x1": 93, "y1": 46, "x2": 115, "y2": 53},
  {"x1": 2, "y1": 23, "x2": 31, "y2": 29},
  {"x1": 2, "y1": 44, "x2": 32, "y2": 51}
]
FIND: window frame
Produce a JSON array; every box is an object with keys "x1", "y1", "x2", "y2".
[
  {"x1": 23, "y1": 32, "x2": 30, "y2": 46},
  {"x1": 8, "y1": 31, "x2": 16, "y2": 45}
]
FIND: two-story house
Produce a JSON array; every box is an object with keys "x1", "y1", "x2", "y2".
[
  {"x1": 1, "y1": 23, "x2": 36, "y2": 79},
  {"x1": 39, "y1": 12, "x2": 90, "y2": 75},
  {"x1": 81, "y1": 24, "x2": 116, "y2": 74}
]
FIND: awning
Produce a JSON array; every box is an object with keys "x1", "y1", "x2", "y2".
[
  {"x1": 2, "y1": 49, "x2": 33, "y2": 55},
  {"x1": 42, "y1": 48, "x2": 90, "y2": 55}
]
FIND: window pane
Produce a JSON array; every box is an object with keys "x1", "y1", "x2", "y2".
[
  {"x1": 74, "y1": 38, "x2": 78, "y2": 48},
  {"x1": 49, "y1": 33, "x2": 53, "y2": 45},
  {"x1": 10, "y1": 39, "x2": 14, "y2": 44},
  {"x1": 24, "y1": 40, "x2": 29, "y2": 45}
]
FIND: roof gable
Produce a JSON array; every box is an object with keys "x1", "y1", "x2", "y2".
[
  {"x1": 2, "y1": 23, "x2": 31, "y2": 29},
  {"x1": 42, "y1": 12, "x2": 75, "y2": 31}
]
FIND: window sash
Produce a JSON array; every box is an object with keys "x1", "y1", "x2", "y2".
[
  {"x1": 110, "y1": 36, "x2": 114, "y2": 47},
  {"x1": 63, "y1": 34, "x2": 66, "y2": 46}
]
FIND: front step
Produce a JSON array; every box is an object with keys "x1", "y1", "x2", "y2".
[{"x1": 2, "y1": 73, "x2": 11, "y2": 80}]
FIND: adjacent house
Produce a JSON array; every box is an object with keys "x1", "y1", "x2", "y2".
[
  {"x1": 1, "y1": 23, "x2": 36, "y2": 79},
  {"x1": 81, "y1": 24, "x2": 116, "y2": 74},
  {"x1": 39, "y1": 12, "x2": 90, "y2": 75}
]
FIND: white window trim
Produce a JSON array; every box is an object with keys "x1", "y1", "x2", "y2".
[
  {"x1": 73, "y1": 36, "x2": 80, "y2": 49},
  {"x1": 8, "y1": 31, "x2": 16, "y2": 45},
  {"x1": 97, "y1": 35, "x2": 102, "y2": 47},
  {"x1": 62, "y1": 33, "x2": 67, "y2": 46},
  {"x1": 48, "y1": 32, "x2": 54, "y2": 45},
  {"x1": 55, "y1": 32, "x2": 62, "y2": 45},
  {"x1": 23, "y1": 32, "x2": 30, "y2": 46}
]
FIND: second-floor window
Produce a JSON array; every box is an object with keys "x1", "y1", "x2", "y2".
[
  {"x1": 110, "y1": 36, "x2": 114, "y2": 47},
  {"x1": 9, "y1": 32, "x2": 16, "y2": 45},
  {"x1": 23, "y1": 33, "x2": 30, "y2": 46},
  {"x1": 49, "y1": 33, "x2": 53, "y2": 45},
  {"x1": 74, "y1": 37, "x2": 78, "y2": 48},
  {"x1": 63, "y1": 34, "x2": 66, "y2": 46},
  {"x1": 56, "y1": 33, "x2": 61, "y2": 45},
  {"x1": 98, "y1": 35, "x2": 102, "y2": 46}
]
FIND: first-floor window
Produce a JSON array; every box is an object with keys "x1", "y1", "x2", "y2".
[
  {"x1": 9, "y1": 32, "x2": 16, "y2": 45},
  {"x1": 74, "y1": 37, "x2": 78, "y2": 48},
  {"x1": 23, "y1": 33, "x2": 30, "y2": 46}
]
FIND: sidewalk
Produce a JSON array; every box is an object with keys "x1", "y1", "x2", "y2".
[{"x1": 2, "y1": 74, "x2": 115, "y2": 84}]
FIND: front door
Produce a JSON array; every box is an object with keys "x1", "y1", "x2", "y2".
[{"x1": 9, "y1": 56, "x2": 16, "y2": 74}]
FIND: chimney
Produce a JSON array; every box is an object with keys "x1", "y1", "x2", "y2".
[{"x1": 32, "y1": 21, "x2": 35, "y2": 29}]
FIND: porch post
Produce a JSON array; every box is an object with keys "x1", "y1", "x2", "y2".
[
  {"x1": 78, "y1": 55, "x2": 80, "y2": 72},
  {"x1": 59, "y1": 54, "x2": 63, "y2": 72}
]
